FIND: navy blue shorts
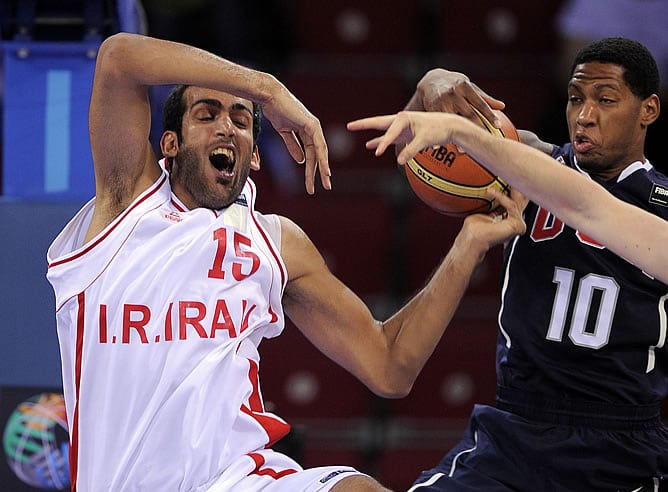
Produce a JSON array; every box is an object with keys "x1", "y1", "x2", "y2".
[{"x1": 409, "y1": 404, "x2": 668, "y2": 491}]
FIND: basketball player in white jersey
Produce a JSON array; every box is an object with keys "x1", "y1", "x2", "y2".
[{"x1": 46, "y1": 33, "x2": 525, "y2": 491}]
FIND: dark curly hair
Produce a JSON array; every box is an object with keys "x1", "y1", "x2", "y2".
[
  {"x1": 570, "y1": 37, "x2": 660, "y2": 99},
  {"x1": 161, "y1": 84, "x2": 262, "y2": 145}
]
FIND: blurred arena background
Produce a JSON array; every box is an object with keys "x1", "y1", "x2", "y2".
[{"x1": 0, "y1": 1, "x2": 665, "y2": 490}]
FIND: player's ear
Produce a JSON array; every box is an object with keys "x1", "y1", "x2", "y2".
[
  {"x1": 640, "y1": 94, "x2": 660, "y2": 128},
  {"x1": 250, "y1": 144, "x2": 260, "y2": 171},
  {"x1": 161, "y1": 131, "x2": 179, "y2": 158}
]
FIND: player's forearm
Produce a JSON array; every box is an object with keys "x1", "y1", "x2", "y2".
[
  {"x1": 454, "y1": 122, "x2": 586, "y2": 214},
  {"x1": 380, "y1": 230, "x2": 487, "y2": 396},
  {"x1": 96, "y1": 32, "x2": 278, "y2": 104},
  {"x1": 456, "y1": 124, "x2": 668, "y2": 283}
]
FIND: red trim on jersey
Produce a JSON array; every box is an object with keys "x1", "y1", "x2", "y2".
[
  {"x1": 70, "y1": 292, "x2": 86, "y2": 491},
  {"x1": 240, "y1": 405, "x2": 289, "y2": 447},
  {"x1": 170, "y1": 198, "x2": 186, "y2": 212},
  {"x1": 247, "y1": 359, "x2": 263, "y2": 410},
  {"x1": 48, "y1": 173, "x2": 168, "y2": 268},
  {"x1": 240, "y1": 358, "x2": 290, "y2": 447},
  {"x1": 267, "y1": 306, "x2": 279, "y2": 324},
  {"x1": 247, "y1": 452, "x2": 298, "y2": 479},
  {"x1": 170, "y1": 196, "x2": 218, "y2": 218},
  {"x1": 246, "y1": 180, "x2": 286, "y2": 287}
]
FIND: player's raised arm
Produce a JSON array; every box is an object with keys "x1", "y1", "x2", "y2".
[{"x1": 89, "y1": 33, "x2": 329, "y2": 216}]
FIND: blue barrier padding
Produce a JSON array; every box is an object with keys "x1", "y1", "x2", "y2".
[
  {"x1": 0, "y1": 200, "x2": 82, "y2": 387},
  {"x1": 1, "y1": 41, "x2": 99, "y2": 201}
]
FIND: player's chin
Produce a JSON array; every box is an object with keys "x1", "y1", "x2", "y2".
[
  {"x1": 572, "y1": 153, "x2": 603, "y2": 171},
  {"x1": 216, "y1": 181, "x2": 244, "y2": 205}
]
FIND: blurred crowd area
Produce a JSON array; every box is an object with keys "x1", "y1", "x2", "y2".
[{"x1": 1, "y1": 1, "x2": 667, "y2": 490}]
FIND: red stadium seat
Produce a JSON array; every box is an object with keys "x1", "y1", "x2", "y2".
[
  {"x1": 433, "y1": 0, "x2": 565, "y2": 56},
  {"x1": 287, "y1": 0, "x2": 419, "y2": 56}
]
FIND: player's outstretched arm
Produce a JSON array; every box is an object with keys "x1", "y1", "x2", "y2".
[
  {"x1": 279, "y1": 188, "x2": 525, "y2": 398},
  {"x1": 348, "y1": 111, "x2": 668, "y2": 284}
]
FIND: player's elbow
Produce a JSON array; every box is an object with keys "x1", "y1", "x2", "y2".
[
  {"x1": 95, "y1": 32, "x2": 141, "y2": 79},
  {"x1": 378, "y1": 384, "x2": 413, "y2": 399},
  {"x1": 372, "y1": 379, "x2": 413, "y2": 399},
  {"x1": 366, "y1": 366, "x2": 415, "y2": 399},
  {"x1": 97, "y1": 32, "x2": 130, "y2": 63}
]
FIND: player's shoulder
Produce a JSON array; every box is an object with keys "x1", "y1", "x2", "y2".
[
  {"x1": 625, "y1": 161, "x2": 668, "y2": 218},
  {"x1": 647, "y1": 161, "x2": 668, "y2": 185},
  {"x1": 277, "y1": 215, "x2": 308, "y2": 245},
  {"x1": 626, "y1": 159, "x2": 668, "y2": 189},
  {"x1": 518, "y1": 130, "x2": 554, "y2": 155},
  {"x1": 550, "y1": 143, "x2": 574, "y2": 164}
]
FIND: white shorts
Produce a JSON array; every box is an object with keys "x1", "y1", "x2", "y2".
[{"x1": 203, "y1": 448, "x2": 367, "y2": 491}]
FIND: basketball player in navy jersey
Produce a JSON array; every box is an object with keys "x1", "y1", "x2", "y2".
[{"x1": 352, "y1": 37, "x2": 668, "y2": 490}]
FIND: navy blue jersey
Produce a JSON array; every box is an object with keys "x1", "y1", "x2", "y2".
[
  {"x1": 497, "y1": 143, "x2": 668, "y2": 408},
  {"x1": 411, "y1": 147, "x2": 668, "y2": 491}
]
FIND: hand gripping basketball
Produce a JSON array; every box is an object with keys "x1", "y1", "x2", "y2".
[{"x1": 405, "y1": 108, "x2": 519, "y2": 217}]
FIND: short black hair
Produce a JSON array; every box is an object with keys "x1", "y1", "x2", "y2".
[
  {"x1": 162, "y1": 84, "x2": 263, "y2": 145},
  {"x1": 570, "y1": 37, "x2": 660, "y2": 99}
]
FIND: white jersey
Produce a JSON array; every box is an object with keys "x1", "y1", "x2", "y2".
[{"x1": 46, "y1": 168, "x2": 346, "y2": 491}]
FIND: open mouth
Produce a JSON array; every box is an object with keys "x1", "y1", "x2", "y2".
[
  {"x1": 573, "y1": 134, "x2": 594, "y2": 153},
  {"x1": 209, "y1": 148, "x2": 235, "y2": 175}
]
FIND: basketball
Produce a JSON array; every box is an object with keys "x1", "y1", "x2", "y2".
[{"x1": 405, "y1": 108, "x2": 520, "y2": 217}]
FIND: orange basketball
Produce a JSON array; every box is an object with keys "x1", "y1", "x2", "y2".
[{"x1": 405, "y1": 108, "x2": 520, "y2": 217}]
